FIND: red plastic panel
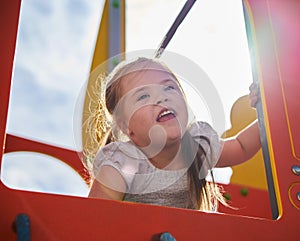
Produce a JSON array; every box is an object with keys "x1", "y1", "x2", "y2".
[{"x1": 268, "y1": 2, "x2": 300, "y2": 160}]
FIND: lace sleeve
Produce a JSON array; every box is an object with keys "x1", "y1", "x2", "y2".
[{"x1": 93, "y1": 142, "x2": 141, "y2": 189}]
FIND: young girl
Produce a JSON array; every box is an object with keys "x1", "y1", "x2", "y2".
[{"x1": 84, "y1": 57, "x2": 261, "y2": 211}]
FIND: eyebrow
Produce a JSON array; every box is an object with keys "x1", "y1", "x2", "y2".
[
  {"x1": 161, "y1": 78, "x2": 175, "y2": 85},
  {"x1": 130, "y1": 86, "x2": 148, "y2": 98}
]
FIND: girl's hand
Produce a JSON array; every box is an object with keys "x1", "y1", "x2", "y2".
[{"x1": 249, "y1": 82, "x2": 260, "y2": 108}]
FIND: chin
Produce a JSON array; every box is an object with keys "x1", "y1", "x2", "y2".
[
  {"x1": 165, "y1": 131, "x2": 182, "y2": 144},
  {"x1": 167, "y1": 124, "x2": 184, "y2": 137}
]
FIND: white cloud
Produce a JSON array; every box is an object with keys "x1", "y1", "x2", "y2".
[
  {"x1": 1, "y1": 152, "x2": 89, "y2": 196},
  {"x1": 15, "y1": 0, "x2": 101, "y2": 92}
]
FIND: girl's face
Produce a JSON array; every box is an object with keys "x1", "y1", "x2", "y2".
[{"x1": 114, "y1": 64, "x2": 188, "y2": 152}]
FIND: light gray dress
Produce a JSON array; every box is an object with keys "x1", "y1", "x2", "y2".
[{"x1": 93, "y1": 121, "x2": 222, "y2": 209}]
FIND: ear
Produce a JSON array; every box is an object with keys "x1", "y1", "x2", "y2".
[
  {"x1": 116, "y1": 118, "x2": 137, "y2": 142},
  {"x1": 116, "y1": 117, "x2": 131, "y2": 136}
]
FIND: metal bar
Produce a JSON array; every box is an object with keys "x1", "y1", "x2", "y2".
[{"x1": 155, "y1": 0, "x2": 197, "y2": 58}]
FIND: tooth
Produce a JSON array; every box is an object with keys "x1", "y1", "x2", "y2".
[{"x1": 159, "y1": 110, "x2": 173, "y2": 118}]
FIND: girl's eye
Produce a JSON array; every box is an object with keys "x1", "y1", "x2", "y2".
[
  {"x1": 164, "y1": 85, "x2": 175, "y2": 91},
  {"x1": 137, "y1": 94, "x2": 150, "y2": 101}
]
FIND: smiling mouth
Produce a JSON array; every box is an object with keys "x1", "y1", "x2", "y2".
[{"x1": 156, "y1": 109, "x2": 176, "y2": 122}]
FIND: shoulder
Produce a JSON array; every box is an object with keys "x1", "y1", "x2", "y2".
[
  {"x1": 95, "y1": 140, "x2": 149, "y2": 158},
  {"x1": 93, "y1": 141, "x2": 150, "y2": 186},
  {"x1": 188, "y1": 121, "x2": 223, "y2": 164},
  {"x1": 94, "y1": 141, "x2": 146, "y2": 169},
  {"x1": 188, "y1": 121, "x2": 219, "y2": 140}
]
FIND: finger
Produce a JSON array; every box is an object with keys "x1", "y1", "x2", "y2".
[
  {"x1": 249, "y1": 82, "x2": 259, "y2": 91},
  {"x1": 250, "y1": 96, "x2": 259, "y2": 108}
]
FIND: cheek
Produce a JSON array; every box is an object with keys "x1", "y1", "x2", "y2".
[
  {"x1": 127, "y1": 108, "x2": 152, "y2": 131},
  {"x1": 119, "y1": 98, "x2": 147, "y2": 126},
  {"x1": 127, "y1": 111, "x2": 154, "y2": 146},
  {"x1": 175, "y1": 97, "x2": 189, "y2": 128}
]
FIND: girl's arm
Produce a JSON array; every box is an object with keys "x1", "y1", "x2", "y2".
[
  {"x1": 88, "y1": 165, "x2": 126, "y2": 200},
  {"x1": 216, "y1": 120, "x2": 261, "y2": 167}
]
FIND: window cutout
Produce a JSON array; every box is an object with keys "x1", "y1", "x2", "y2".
[{"x1": 1, "y1": 152, "x2": 89, "y2": 197}]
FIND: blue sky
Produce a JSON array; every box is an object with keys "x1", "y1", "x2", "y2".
[{"x1": 2, "y1": 0, "x2": 253, "y2": 196}]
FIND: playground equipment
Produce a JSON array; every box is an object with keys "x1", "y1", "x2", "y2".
[{"x1": 1, "y1": 0, "x2": 299, "y2": 240}]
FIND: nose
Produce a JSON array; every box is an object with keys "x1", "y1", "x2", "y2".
[
  {"x1": 156, "y1": 98, "x2": 168, "y2": 105},
  {"x1": 153, "y1": 86, "x2": 168, "y2": 105},
  {"x1": 156, "y1": 91, "x2": 168, "y2": 105}
]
